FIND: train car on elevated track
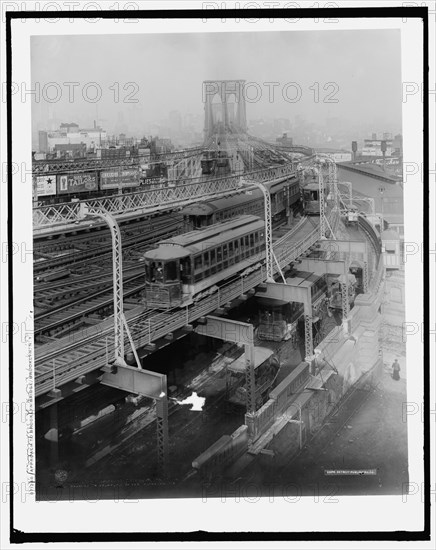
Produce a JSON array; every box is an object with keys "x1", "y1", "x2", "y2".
[
  {"x1": 180, "y1": 177, "x2": 300, "y2": 230},
  {"x1": 143, "y1": 215, "x2": 265, "y2": 309}
]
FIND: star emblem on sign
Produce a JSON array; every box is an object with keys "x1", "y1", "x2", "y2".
[{"x1": 47, "y1": 178, "x2": 52, "y2": 184}]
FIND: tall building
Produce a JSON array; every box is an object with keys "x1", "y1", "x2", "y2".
[{"x1": 38, "y1": 122, "x2": 107, "y2": 153}]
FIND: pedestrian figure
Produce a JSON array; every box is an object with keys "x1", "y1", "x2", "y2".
[{"x1": 392, "y1": 359, "x2": 401, "y2": 381}]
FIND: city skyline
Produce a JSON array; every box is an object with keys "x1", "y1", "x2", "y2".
[{"x1": 31, "y1": 28, "x2": 402, "y2": 145}]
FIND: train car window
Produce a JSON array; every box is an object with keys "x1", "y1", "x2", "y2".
[
  {"x1": 149, "y1": 261, "x2": 164, "y2": 283},
  {"x1": 228, "y1": 242, "x2": 234, "y2": 265},
  {"x1": 240, "y1": 237, "x2": 245, "y2": 256},
  {"x1": 180, "y1": 258, "x2": 191, "y2": 284},
  {"x1": 210, "y1": 249, "x2": 216, "y2": 265},
  {"x1": 194, "y1": 255, "x2": 202, "y2": 272},
  {"x1": 245, "y1": 236, "x2": 249, "y2": 249},
  {"x1": 216, "y1": 246, "x2": 222, "y2": 264},
  {"x1": 250, "y1": 234, "x2": 254, "y2": 248},
  {"x1": 165, "y1": 261, "x2": 178, "y2": 282},
  {"x1": 233, "y1": 240, "x2": 239, "y2": 262},
  {"x1": 203, "y1": 251, "x2": 210, "y2": 268},
  {"x1": 222, "y1": 244, "x2": 228, "y2": 268}
]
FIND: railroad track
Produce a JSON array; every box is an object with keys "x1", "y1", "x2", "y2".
[
  {"x1": 34, "y1": 217, "x2": 182, "y2": 275},
  {"x1": 34, "y1": 275, "x2": 145, "y2": 341},
  {"x1": 34, "y1": 265, "x2": 143, "y2": 306},
  {"x1": 34, "y1": 213, "x2": 181, "y2": 253},
  {"x1": 33, "y1": 219, "x2": 181, "y2": 336}
]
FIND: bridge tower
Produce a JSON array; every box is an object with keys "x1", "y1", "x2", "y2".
[{"x1": 203, "y1": 80, "x2": 247, "y2": 142}]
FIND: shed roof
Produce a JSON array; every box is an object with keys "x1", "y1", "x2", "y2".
[{"x1": 228, "y1": 347, "x2": 274, "y2": 373}]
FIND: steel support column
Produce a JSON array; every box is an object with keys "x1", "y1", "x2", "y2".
[
  {"x1": 79, "y1": 206, "x2": 125, "y2": 366},
  {"x1": 304, "y1": 313, "x2": 314, "y2": 360},
  {"x1": 156, "y1": 395, "x2": 169, "y2": 471},
  {"x1": 245, "y1": 343, "x2": 257, "y2": 414},
  {"x1": 318, "y1": 170, "x2": 327, "y2": 239},
  {"x1": 239, "y1": 179, "x2": 285, "y2": 282},
  {"x1": 341, "y1": 281, "x2": 350, "y2": 334}
]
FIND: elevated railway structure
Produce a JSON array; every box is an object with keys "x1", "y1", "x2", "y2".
[
  {"x1": 33, "y1": 151, "x2": 362, "y2": 408},
  {"x1": 34, "y1": 207, "x2": 340, "y2": 407},
  {"x1": 33, "y1": 81, "x2": 389, "y2": 482},
  {"x1": 32, "y1": 146, "x2": 204, "y2": 176},
  {"x1": 33, "y1": 163, "x2": 299, "y2": 236}
]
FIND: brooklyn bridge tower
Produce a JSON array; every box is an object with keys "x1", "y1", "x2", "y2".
[{"x1": 203, "y1": 80, "x2": 247, "y2": 142}]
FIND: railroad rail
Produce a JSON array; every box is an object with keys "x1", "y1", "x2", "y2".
[
  {"x1": 34, "y1": 208, "x2": 340, "y2": 399},
  {"x1": 33, "y1": 163, "x2": 298, "y2": 235},
  {"x1": 35, "y1": 276, "x2": 144, "y2": 340},
  {"x1": 34, "y1": 217, "x2": 182, "y2": 274}
]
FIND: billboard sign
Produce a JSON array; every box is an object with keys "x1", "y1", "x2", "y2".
[
  {"x1": 36, "y1": 175, "x2": 57, "y2": 196},
  {"x1": 100, "y1": 170, "x2": 121, "y2": 189},
  {"x1": 57, "y1": 173, "x2": 97, "y2": 194},
  {"x1": 120, "y1": 168, "x2": 139, "y2": 185},
  {"x1": 101, "y1": 168, "x2": 139, "y2": 189}
]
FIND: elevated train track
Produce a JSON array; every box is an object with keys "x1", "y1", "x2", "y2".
[
  {"x1": 34, "y1": 209, "x2": 340, "y2": 402},
  {"x1": 34, "y1": 215, "x2": 182, "y2": 274}
]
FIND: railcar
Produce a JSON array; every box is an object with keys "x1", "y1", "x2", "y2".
[
  {"x1": 143, "y1": 215, "x2": 265, "y2": 309},
  {"x1": 300, "y1": 180, "x2": 326, "y2": 215},
  {"x1": 180, "y1": 177, "x2": 300, "y2": 230}
]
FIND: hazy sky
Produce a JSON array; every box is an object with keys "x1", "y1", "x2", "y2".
[{"x1": 31, "y1": 29, "x2": 402, "y2": 134}]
